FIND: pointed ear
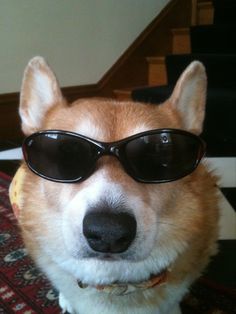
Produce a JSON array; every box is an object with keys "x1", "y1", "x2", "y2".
[
  {"x1": 19, "y1": 56, "x2": 64, "y2": 135},
  {"x1": 169, "y1": 61, "x2": 207, "y2": 134}
]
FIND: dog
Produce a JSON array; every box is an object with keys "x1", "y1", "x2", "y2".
[{"x1": 10, "y1": 57, "x2": 220, "y2": 314}]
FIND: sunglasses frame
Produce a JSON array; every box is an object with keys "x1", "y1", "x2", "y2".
[{"x1": 23, "y1": 128, "x2": 206, "y2": 184}]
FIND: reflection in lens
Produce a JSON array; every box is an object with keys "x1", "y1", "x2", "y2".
[
  {"x1": 26, "y1": 133, "x2": 96, "y2": 181},
  {"x1": 124, "y1": 133, "x2": 201, "y2": 182}
]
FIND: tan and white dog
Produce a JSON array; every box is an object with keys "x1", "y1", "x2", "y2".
[{"x1": 10, "y1": 57, "x2": 219, "y2": 314}]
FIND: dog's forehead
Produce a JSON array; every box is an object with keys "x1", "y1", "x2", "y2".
[
  {"x1": 73, "y1": 99, "x2": 153, "y2": 140},
  {"x1": 46, "y1": 98, "x2": 175, "y2": 141}
]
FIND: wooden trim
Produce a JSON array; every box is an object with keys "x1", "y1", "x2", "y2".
[
  {"x1": 191, "y1": 0, "x2": 198, "y2": 25},
  {"x1": 0, "y1": 0, "x2": 192, "y2": 141},
  {"x1": 171, "y1": 28, "x2": 191, "y2": 54},
  {"x1": 197, "y1": 2, "x2": 214, "y2": 25},
  {"x1": 146, "y1": 57, "x2": 167, "y2": 86},
  {"x1": 146, "y1": 56, "x2": 166, "y2": 64},
  {"x1": 61, "y1": 84, "x2": 98, "y2": 101},
  {"x1": 113, "y1": 89, "x2": 132, "y2": 101}
]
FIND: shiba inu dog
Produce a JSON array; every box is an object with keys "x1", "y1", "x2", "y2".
[{"x1": 10, "y1": 57, "x2": 219, "y2": 314}]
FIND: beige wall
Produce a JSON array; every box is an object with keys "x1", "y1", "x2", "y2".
[{"x1": 0, "y1": 0, "x2": 169, "y2": 94}]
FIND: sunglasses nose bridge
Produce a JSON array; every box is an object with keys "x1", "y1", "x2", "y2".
[
  {"x1": 95, "y1": 140, "x2": 120, "y2": 156},
  {"x1": 109, "y1": 145, "x2": 120, "y2": 157},
  {"x1": 95, "y1": 143, "x2": 120, "y2": 159}
]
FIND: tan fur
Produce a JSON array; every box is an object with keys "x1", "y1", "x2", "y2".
[{"x1": 16, "y1": 57, "x2": 219, "y2": 314}]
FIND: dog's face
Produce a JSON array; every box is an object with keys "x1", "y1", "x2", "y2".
[{"x1": 19, "y1": 57, "x2": 215, "y2": 287}]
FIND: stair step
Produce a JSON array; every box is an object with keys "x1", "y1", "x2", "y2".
[
  {"x1": 191, "y1": 25, "x2": 236, "y2": 53},
  {"x1": 132, "y1": 85, "x2": 173, "y2": 104},
  {"x1": 171, "y1": 22, "x2": 236, "y2": 56},
  {"x1": 197, "y1": 1, "x2": 214, "y2": 25},
  {"x1": 165, "y1": 53, "x2": 236, "y2": 88},
  {"x1": 113, "y1": 88, "x2": 132, "y2": 100},
  {"x1": 147, "y1": 53, "x2": 236, "y2": 88},
  {"x1": 171, "y1": 28, "x2": 191, "y2": 54},
  {"x1": 213, "y1": 0, "x2": 236, "y2": 24},
  {"x1": 146, "y1": 56, "x2": 167, "y2": 86}
]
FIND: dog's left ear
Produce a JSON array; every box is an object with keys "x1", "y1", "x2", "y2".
[
  {"x1": 169, "y1": 61, "x2": 207, "y2": 134},
  {"x1": 19, "y1": 56, "x2": 64, "y2": 135}
]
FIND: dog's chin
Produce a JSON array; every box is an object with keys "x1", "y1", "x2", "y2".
[
  {"x1": 59, "y1": 249, "x2": 172, "y2": 289},
  {"x1": 56, "y1": 241, "x2": 177, "y2": 288},
  {"x1": 76, "y1": 264, "x2": 168, "y2": 289}
]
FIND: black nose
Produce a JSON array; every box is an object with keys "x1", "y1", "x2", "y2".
[{"x1": 83, "y1": 211, "x2": 137, "y2": 254}]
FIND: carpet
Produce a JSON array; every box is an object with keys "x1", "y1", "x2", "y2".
[
  {"x1": 0, "y1": 172, "x2": 59, "y2": 314},
  {"x1": 0, "y1": 172, "x2": 235, "y2": 314}
]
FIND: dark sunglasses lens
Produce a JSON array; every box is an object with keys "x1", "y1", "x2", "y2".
[
  {"x1": 124, "y1": 132, "x2": 203, "y2": 182},
  {"x1": 24, "y1": 133, "x2": 96, "y2": 181}
]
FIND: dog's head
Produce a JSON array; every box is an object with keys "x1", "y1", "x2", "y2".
[{"x1": 18, "y1": 57, "x2": 216, "y2": 287}]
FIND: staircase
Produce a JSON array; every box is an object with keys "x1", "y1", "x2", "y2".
[
  {"x1": 117, "y1": 6, "x2": 236, "y2": 303},
  {"x1": 115, "y1": 0, "x2": 236, "y2": 158}
]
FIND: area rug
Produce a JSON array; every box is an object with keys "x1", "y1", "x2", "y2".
[
  {"x1": 0, "y1": 172, "x2": 59, "y2": 314},
  {"x1": 0, "y1": 172, "x2": 235, "y2": 314}
]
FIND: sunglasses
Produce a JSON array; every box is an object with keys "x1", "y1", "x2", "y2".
[{"x1": 22, "y1": 129, "x2": 206, "y2": 184}]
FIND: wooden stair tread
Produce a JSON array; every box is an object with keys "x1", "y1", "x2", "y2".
[
  {"x1": 171, "y1": 27, "x2": 190, "y2": 35},
  {"x1": 198, "y1": 2, "x2": 213, "y2": 9},
  {"x1": 146, "y1": 56, "x2": 165, "y2": 64}
]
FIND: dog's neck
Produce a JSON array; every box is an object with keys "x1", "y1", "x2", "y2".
[{"x1": 77, "y1": 269, "x2": 169, "y2": 296}]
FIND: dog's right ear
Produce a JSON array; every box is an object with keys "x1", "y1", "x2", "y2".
[{"x1": 19, "y1": 57, "x2": 64, "y2": 135}]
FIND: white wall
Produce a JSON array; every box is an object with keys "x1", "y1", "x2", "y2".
[{"x1": 0, "y1": 0, "x2": 169, "y2": 94}]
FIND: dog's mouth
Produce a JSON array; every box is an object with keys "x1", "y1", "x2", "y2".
[{"x1": 77, "y1": 268, "x2": 169, "y2": 296}]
